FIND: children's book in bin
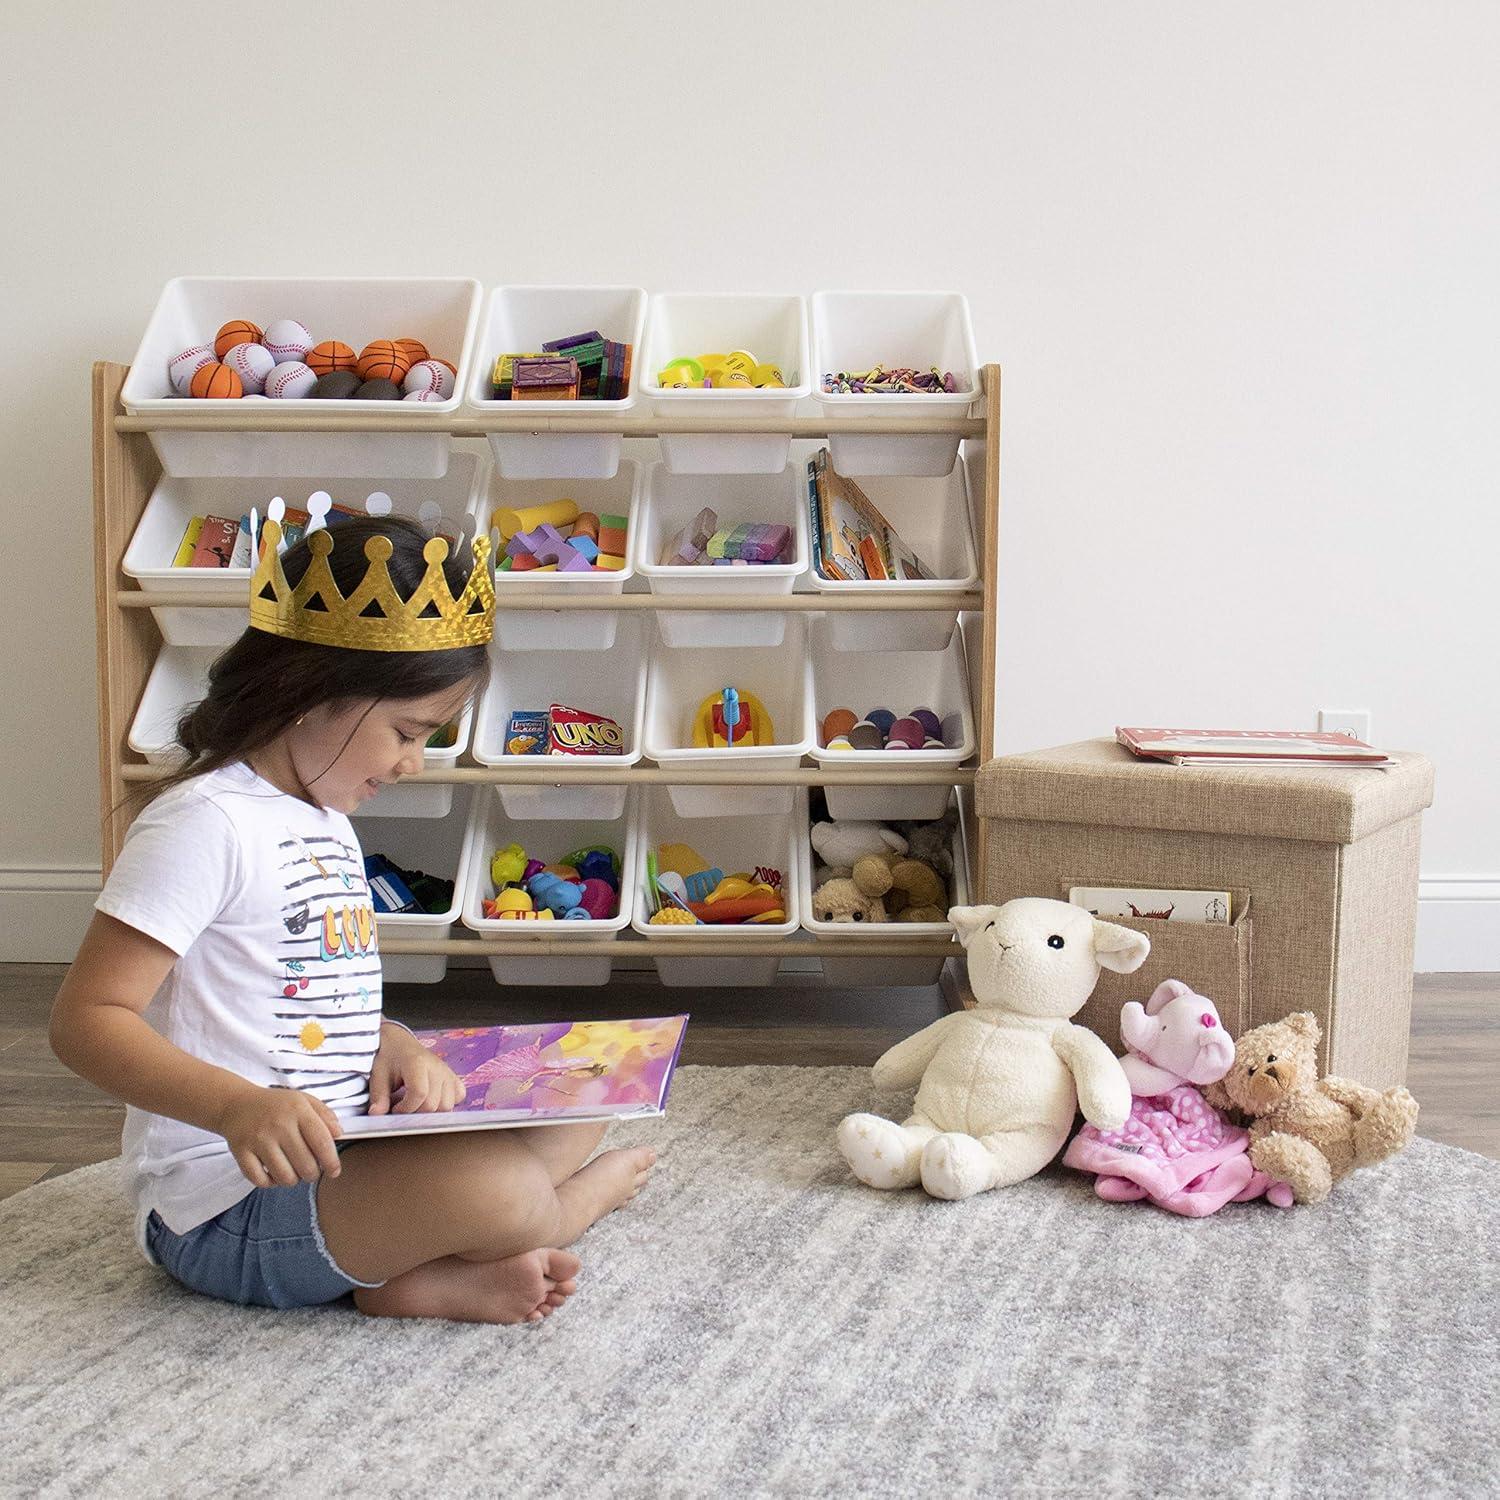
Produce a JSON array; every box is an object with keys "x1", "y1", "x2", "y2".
[{"x1": 341, "y1": 1015, "x2": 690, "y2": 1139}]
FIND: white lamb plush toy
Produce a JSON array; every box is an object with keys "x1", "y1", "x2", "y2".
[{"x1": 837, "y1": 897, "x2": 1151, "y2": 1201}]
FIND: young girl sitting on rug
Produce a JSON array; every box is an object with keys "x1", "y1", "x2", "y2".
[{"x1": 51, "y1": 515, "x2": 654, "y2": 1324}]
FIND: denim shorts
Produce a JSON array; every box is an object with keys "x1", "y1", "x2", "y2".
[{"x1": 145, "y1": 1179, "x2": 385, "y2": 1310}]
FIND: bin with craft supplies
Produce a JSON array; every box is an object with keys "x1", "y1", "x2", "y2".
[
  {"x1": 472, "y1": 615, "x2": 648, "y2": 821},
  {"x1": 642, "y1": 616, "x2": 816, "y2": 819},
  {"x1": 811, "y1": 290, "x2": 980, "y2": 477},
  {"x1": 460, "y1": 792, "x2": 639, "y2": 988},
  {"x1": 632, "y1": 788, "x2": 802, "y2": 988},
  {"x1": 122, "y1": 277, "x2": 483, "y2": 478},
  {"x1": 640, "y1": 293, "x2": 811, "y2": 474},
  {"x1": 122, "y1": 454, "x2": 490, "y2": 647},
  {"x1": 808, "y1": 616, "x2": 975, "y2": 821},
  {"x1": 806, "y1": 455, "x2": 978, "y2": 651},
  {"x1": 127, "y1": 643, "x2": 472, "y2": 818},
  {"x1": 633, "y1": 457, "x2": 810, "y2": 647},
  {"x1": 358, "y1": 792, "x2": 476, "y2": 984},
  {"x1": 799, "y1": 792, "x2": 971, "y2": 987},
  {"x1": 487, "y1": 460, "x2": 640, "y2": 651},
  {"x1": 465, "y1": 285, "x2": 647, "y2": 480}
]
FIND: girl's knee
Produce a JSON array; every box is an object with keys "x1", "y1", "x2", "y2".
[{"x1": 467, "y1": 1146, "x2": 565, "y2": 1255}]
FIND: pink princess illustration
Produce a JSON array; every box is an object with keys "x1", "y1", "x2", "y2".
[{"x1": 465, "y1": 1037, "x2": 608, "y2": 1108}]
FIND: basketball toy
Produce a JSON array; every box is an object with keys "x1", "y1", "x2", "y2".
[
  {"x1": 311, "y1": 369, "x2": 361, "y2": 399},
  {"x1": 402, "y1": 359, "x2": 455, "y2": 399},
  {"x1": 265, "y1": 361, "x2": 317, "y2": 399},
  {"x1": 168, "y1": 344, "x2": 215, "y2": 394},
  {"x1": 214, "y1": 320, "x2": 264, "y2": 358},
  {"x1": 189, "y1": 361, "x2": 244, "y2": 400},
  {"x1": 223, "y1": 341, "x2": 275, "y2": 395},
  {"x1": 306, "y1": 339, "x2": 357, "y2": 376},
  {"x1": 394, "y1": 337, "x2": 429, "y2": 366},
  {"x1": 354, "y1": 377, "x2": 402, "y2": 401},
  {"x1": 263, "y1": 319, "x2": 314, "y2": 364},
  {"x1": 357, "y1": 340, "x2": 411, "y2": 384}
]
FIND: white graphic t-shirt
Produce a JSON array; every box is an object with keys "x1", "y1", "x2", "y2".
[{"x1": 94, "y1": 762, "x2": 383, "y2": 1256}]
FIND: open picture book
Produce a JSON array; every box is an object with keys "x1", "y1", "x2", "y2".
[{"x1": 339, "y1": 1015, "x2": 690, "y2": 1140}]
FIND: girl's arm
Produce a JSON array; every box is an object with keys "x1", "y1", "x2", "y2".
[{"x1": 51, "y1": 911, "x2": 343, "y2": 1187}]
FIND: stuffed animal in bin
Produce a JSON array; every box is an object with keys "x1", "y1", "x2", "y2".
[
  {"x1": 836, "y1": 896, "x2": 1149, "y2": 1200},
  {"x1": 1202, "y1": 1012, "x2": 1419, "y2": 1204}
]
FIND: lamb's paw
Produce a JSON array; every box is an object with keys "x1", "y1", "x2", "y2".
[
  {"x1": 837, "y1": 1113, "x2": 920, "y2": 1190},
  {"x1": 920, "y1": 1132, "x2": 994, "y2": 1201}
]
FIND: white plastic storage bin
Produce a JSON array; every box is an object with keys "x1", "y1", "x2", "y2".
[
  {"x1": 461, "y1": 792, "x2": 639, "y2": 988},
  {"x1": 811, "y1": 291, "x2": 980, "y2": 477},
  {"x1": 808, "y1": 617, "x2": 975, "y2": 821},
  {"x1": 466, "y1": 285, "x2": 647, "y2": 479},
  {"x1": 472, "y1": 615, "x2": 648, "y2": 821},
  {"x1": 640, "y1": 294, "x2": 811, "y2": 474},
  {"x1": 121, "y1": 454, "x2": 489, "y2": 647},
  {"x1": 487, "y1": 460, "x2": 640, "y2": 651},
  {"x1": 634, "y1": 460, "x2": 809, "y2": 647},
  {"x1": 359, "y1": 792, "x2": 475, "y2": 984},
  {"x1": 809, "y1": 461, "x2": 979, "y2": 651},
  {"x1": 122, "y1": 277, "x2": 482, "y2": 478},
  {"x1": 642, "y1": 615, "x2": 816, "y2": 818},
  {"x1": 632, "y1": 788, "x2": 803, "y2": 988},
  {"x1": 800, "y1": 794, "x2": 970, "y2": 987}
]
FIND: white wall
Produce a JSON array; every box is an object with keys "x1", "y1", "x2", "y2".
[{"x1": 2, "y1": 2, "x2": 1495, "y2": 966}]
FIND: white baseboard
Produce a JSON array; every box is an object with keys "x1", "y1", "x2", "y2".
[{"x1": 3, "y1": 869, "x2": 1497, "y2": 973}]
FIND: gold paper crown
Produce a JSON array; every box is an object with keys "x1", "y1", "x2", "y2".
[{"x1": 249, "y1": 520, "x2": 494, "y2": 651}]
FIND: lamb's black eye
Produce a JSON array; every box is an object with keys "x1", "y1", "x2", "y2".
[
  {"x1": 1047, "y1": 935, "x2": 1065, "y2": 949},
  {"x1": 1266, "y1": 1053, "x2": 1276, "y2": 1063}
]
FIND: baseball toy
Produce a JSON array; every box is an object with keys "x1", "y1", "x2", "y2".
[
  {"x1": 263, "y1": 319, "x2": 314, "y2": 364},
  {"x1": 354, "y1": 377, "x2": 402, "y2": 401},
  {"x1": 394, "y1": 337, "x2": 429, "y2": 366},
  {"x1": 402, "y1": 390, "x2": 443, "y2": 402},
  {"x1": 306, "y1": 340, "x2": 357, "y2": 376},
  {"x1": 356, "y1": 340, "x2": 411, "y2": 384},
  {"x1": 402, "y1": 359, "x2": 455, "y2": 398},
  {"x1": 214, "y1": 320, "x2": 264, "y2": 358},
  {"x1": 311, "y1": 369, "x2": 361, "y2": 399},
  {"x1": 189, "y1": 362, "x2": 243, "y2": 400},
  {"x1": 168, "y1": 345, "x2": 216, "y2": 395},
  {"x1": 265, "y1": 361, "x2": 317, "y2": 399},
  {"x1": 223, "y1": 341, "x2": 275, "y2": 395}
]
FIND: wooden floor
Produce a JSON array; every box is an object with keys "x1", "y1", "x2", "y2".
[{"x1": 2, "y1": 965, "x2": 1494, "y2": 1201}]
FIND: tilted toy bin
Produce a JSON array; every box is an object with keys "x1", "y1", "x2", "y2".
[{"x1": 976, "y1": 739, "x2": 1435, "y2": 1087}]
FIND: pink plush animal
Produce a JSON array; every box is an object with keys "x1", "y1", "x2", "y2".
[{"x1": 1118, "y1": 979, "x2": 1236, "y2": 1094}]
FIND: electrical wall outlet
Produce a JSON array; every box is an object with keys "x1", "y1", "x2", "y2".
[{"x1": 1318, "y1": 708, "x2": 1372, "y2": 741}]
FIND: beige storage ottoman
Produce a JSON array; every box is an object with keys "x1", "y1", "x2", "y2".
[{"x1": 975, "y1": 739, "x2": 1434, "y2": 1088}]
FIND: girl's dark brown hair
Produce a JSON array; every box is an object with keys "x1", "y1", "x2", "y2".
[{"x1": 127, "y1": 516, "x2": 487, "y2": 810}]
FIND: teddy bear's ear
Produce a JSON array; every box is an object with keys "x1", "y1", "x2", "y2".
[
  {"x1": 1092, "y1": 919, "x2": 1151, "y2": 974},
  {"x1": 1284, "y1": 1011, "x2": 1322, "y2": 1042},
  {"x1": 946, "y1": 905, "x2": 998, "y2": 949}
]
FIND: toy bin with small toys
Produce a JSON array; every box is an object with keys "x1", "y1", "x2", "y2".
[
  {"x1": 811, "y1": 290, "x2": 980, "y2": 477},
  {"x1": 122, "y1": 277, "x2": 482, "y2": 477},
  {"x1": 460, "y1": 793, "x2": 639, "y2": 987},
  {"x1": 633, "y1": 456, "x2": 810, "y2": 647},
  {"x1": 808, "y1": 615, "x2": 975, "y2": 822},
  {"x1": 632, "y1": 788, "x2": 803, "y2": 988},
  {"x1": 121, "y1": 455, "x2": 490, "y2": 647},
  {"x1": 799, "y1": 790, "x2": 971, "y2": 987},
  {"x1": 642, "y1": 617, "x2": 816, "y2": 818},
  {"x1": 640, "y1": 293, "x2": 812, "y2": 474},
  {"x1": 486, "y1": 461, "x2": 639, "y2": 651},
  {"x1": 471, "y1": 614, "x2": 648, "y2": 821},
  {"x1": 465, "y1": 285, "x2": 646, "y2": 480},
  {"x1": 357, "y1": 792, "x2": 477, "y2": 984}
]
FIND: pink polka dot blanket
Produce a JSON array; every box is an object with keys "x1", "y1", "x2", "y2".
[{"x1": 1062, "y1": 1084, "x2": 1293, "y2": 1217}]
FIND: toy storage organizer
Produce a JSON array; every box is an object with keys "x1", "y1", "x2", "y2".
[{"x1": 95, "y1": 354, "x2": 1001, "y2": 996}]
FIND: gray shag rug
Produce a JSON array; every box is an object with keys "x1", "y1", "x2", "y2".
[{"x1": 2, "y1": 1065, "x2": 1497, "y2": 1499}]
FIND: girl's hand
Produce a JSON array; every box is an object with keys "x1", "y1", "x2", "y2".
[
  {"x1": 368, "y1": 1026, "x2": 465, "y2": 1115},
  {"x1": 216, "y1": 1087, "x2": 343, "y2": 1189}
]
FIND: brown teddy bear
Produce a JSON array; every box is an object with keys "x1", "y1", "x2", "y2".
[
  {"x1": 811, "y1": 876, "x2": 887, "y2": 924},
  {"x1": 852, "y1": 851, "x2": 947, "y2": 923},
  {"x1": 1202, "y1": 1012, "x2": 1419, "y2": 1204}
]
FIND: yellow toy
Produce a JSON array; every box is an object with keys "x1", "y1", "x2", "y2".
[
  {"x1": 691, "y1": 686, "x2": 775, "y2": 749},
  {"x1": 649, "y1": 907, "x2": 698, "y2": 926},
  {"x1": 491, "y1": 843, "x2": 528, "y2": 888},
  {"x1": 492, "y1": 888, "x2": 533, "y2": 914}
]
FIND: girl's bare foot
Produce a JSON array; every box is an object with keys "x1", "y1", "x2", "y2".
[
  {"x1": 554, "y1": 1147, "x2": 656, "y2": 1242},
  {"x1": 355, "y1": 1246, "x2": 581, "y2": 1325}
]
